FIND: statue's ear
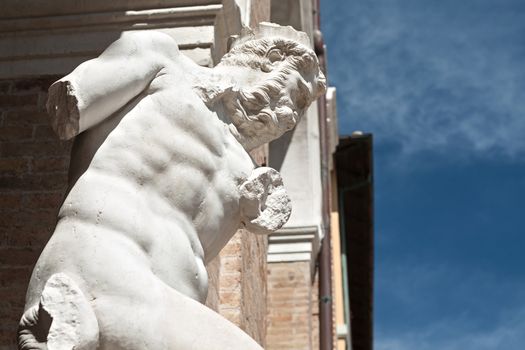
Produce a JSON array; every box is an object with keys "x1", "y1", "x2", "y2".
[{"x1": 239, "y1": 167, "x2": 292, "y2": 235}]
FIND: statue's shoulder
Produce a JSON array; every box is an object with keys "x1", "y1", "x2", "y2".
[{"x1": 111, "y1": 31, "x2": 180, "y2": 61}]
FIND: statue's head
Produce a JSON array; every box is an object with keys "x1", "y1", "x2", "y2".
[{"x1": 215, "y1": 23, "x2": 327, "y2": 150}]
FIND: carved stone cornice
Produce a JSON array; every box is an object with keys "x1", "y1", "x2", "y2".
[
  {"x1": 0, "y1": 0, "x2": 239, "y2": 78},
  {"x1": 267, "y1": 225, "x2": 321, "y2": 276}
]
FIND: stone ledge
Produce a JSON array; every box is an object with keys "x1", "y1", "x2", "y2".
[{"x1": 267, "y1": 225, "x2": 321, "y2": 277}]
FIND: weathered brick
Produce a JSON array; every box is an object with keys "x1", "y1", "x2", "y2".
[
  {"x1": 0, "y1": 209, "x2": 57, "y2": 229},
  {"x1": 0, "y1": 140, "x2": 70, "y2": 157},
  {"x1": 3, "y1": 110, "x2": 49, "y2": 126},
  {"x1": 33, "y1": 125, "x2": 57, "y2": 140},
  {"x1": 220, "y1": 290, "x2": 242, "y2": 306},
  {"x1": 3, "y1": 225, "x2": 54, "y2": 248},
  {"x1": 210, "y1": 230, "x2": 268, "y2": 347},
  {"x1": 219, "y1": 308, "x2": 241, "y2": 325},
  {"x1": 0, "y1": 94, "x2": 38, "y2": 109},
  {"x1": 0, "y1": 248, "x2": 40, "y2": 267},
  {"x1": 0, "y1": 307, "x2": 22, "y2": 326},
  {"x1": 0, "y1": 173, "x2": 68, "y2": 191},
  {"x1": 240, "y1": 233, "x2": 267, "y2": 346},
  {"x1": 0, "y1": 289, "x2": 26, "y2": 311},
  {"x1": 0, "y1": 267, "x2": 32, "y2": 289},
  {"x1": 31, "y1": 157, "x2": 69, "y2": 173},
  {"x1": 218, "y1": 273, "x2": 241, "y2": 287},
  {"x1": 0, "y1": 193, "x2": 22, "y2": 208},
  {"x1": 0, "y1": 126, "x2": 33, "y2": 141},
  {"x1": 11, "y1": 78, "x2": 54, "y2": 93},
  {"x1": 267, "y1": 261, "x2": 313, "y2": 350},
  {"x1": 205, "y1": 255, "x2": 220, "y2": 311},
  {"x1": 0, "y1": 81, "x2": 12, "y2": 94},
  {"x1": 221, "y1": 233, "x2": 242, "y2": 254},
  {"x1": 0, "y1": 298, "x2": 24, "y2": 316},
  {"x1": 311, "y1": 272, "x2": 320, "y2": 350},
  {"x1": 0, "y1": 327, "x2": 18, "y2": 347},
  {"x1": 0, "y1": 158, "x2": 29, "y2": 175},
  {"x1": 22, "y1": 192, "x2": 63, "y2": 210},
  {"x1": 221, "y1": 256, "x2": 242, "y2": 270},
  {"x1": 0, "y1": 77, "x2": 65, "y2": 349}
]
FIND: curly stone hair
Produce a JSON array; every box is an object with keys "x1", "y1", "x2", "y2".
[{"x1": 218, "y1": 37, "x2": 326, "y2": 97}]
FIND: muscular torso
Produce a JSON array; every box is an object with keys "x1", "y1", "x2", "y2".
[{"x1": 29, "y1": 64, "x2": 254, "y2": 305}]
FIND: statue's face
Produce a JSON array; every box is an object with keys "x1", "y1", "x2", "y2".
[
  {"x1": 220, "y1": 38, "x2": 326, "y2": 150},
  {"x1": 236, "y1": 62, "x2": 323, "y2": 145},
  {"x1": 232, "y1": 76, "x2": 302, "y2": 147},
  {"x1": 279, "y1": 68, "x2": 316, "y2": 123}
]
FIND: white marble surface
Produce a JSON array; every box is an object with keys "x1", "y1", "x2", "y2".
[{"x1": 18, "y1": 23, "x2": 325, "y2": 350}]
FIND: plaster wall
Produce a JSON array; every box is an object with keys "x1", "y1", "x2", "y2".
[{"x1": 270, "y1": 103, "x2": 323, "y2": 230}]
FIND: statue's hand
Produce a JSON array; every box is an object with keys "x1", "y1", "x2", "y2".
[{"x1": 239, "y1": 167, "x2": 292, "y2": 235}]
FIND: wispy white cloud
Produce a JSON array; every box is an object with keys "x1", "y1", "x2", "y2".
[
  {"x1": 323, "y1": 0, "x2": 525, "y2": 161},
  {"x1": 321, "y1": 3, "x2": 525, "y2": 348}
]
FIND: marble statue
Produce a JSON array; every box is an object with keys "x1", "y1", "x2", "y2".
[{"x1": 17, "y1": 23, "x2": 326, "y2": 350}]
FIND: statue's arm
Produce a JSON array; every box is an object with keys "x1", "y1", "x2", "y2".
[
  {"x1": 46, "y1": 31, "x2": 179, "y2": 140},
  {"x1": 239, "y1": 167, "x2": 292, "y2": 234}
]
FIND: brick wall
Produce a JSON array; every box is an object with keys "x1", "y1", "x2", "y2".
[
  {"x1": 311, "y1": 270, "x2": 320, "y2": 350},
  {"x1": 207, "y1": 230, "x2": 268, "y2": 347},
  {"x1": 0, "y1": 77, "x2": 71, "y2": 349},
  {"x1": 239, "y1": 230, "x2": 268, "y2": 345},
  {"x1": 267, "y1": 261, "x2": 319, "y2": 350}
]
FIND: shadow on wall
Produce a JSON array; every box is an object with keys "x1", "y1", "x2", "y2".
[{"x1": 0, "y1": 76, "x2": 71, "y2": 349}]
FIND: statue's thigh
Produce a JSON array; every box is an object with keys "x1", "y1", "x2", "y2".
[{"x1": 93, "y1": 285, "x2": 263, "y2": 350}]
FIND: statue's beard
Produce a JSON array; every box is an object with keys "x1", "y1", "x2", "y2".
[
  {"x1": 229, "y1": 71, "x2": 303, "y2": 150},
  {"x1": 231, "y1": 92, "x2": 297, "y2": 138}
]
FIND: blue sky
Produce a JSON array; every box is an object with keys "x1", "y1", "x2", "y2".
[{"x1": 321, "y1": 1, "x2": 525, "y2": 349}]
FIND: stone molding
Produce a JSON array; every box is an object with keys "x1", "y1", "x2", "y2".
[
  {"x1": 268, "y1": 225, "x2": 321, "y2": 275},
  {"x1": 0, "y1": 5, "x2": 222, "y2": 33},
  {"x1": 0, "y1": 0, "x2": 249, "y2": 78}
]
